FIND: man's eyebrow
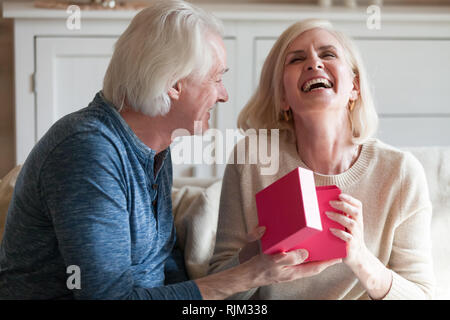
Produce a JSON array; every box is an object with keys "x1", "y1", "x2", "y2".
[
  {"x1": 286, "y1": 45, "x2": 338, "y2": 55},
  {"x1": 222, "y1": 67, "x2": 230, "y2": 74}
]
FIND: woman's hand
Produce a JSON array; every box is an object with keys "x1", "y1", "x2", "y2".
[
  {"x1": 326, "y1": 193, "x2": 393, "y2": 299},
  {"x1": 326, "y1": 193, "x2": 368, "y2": 271}
]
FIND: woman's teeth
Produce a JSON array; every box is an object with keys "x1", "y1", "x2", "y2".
[{"x1": 302, "y1": 78, "x2": 333, "y2": 92}]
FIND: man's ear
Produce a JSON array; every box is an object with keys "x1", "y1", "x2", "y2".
[{"x1": 168, "y1": 82, "x2": 182, "y2": 100}]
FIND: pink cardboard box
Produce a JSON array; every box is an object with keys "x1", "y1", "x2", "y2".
[{"x1": 255, "y1": 167, "x2": 347, "y2": 262}]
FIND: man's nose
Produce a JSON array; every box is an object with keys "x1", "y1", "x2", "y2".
[{"x1": 218, "y1": 84, "x2": 229, "y2": 103}]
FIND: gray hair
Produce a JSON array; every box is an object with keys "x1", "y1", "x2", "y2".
[{"x1": 103, "y1": 0, "x2": 224, "y2": 116}]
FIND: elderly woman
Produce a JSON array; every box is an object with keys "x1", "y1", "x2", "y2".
[{"x1": 209, "y1": 19, "x2": 434, "y2": 300}]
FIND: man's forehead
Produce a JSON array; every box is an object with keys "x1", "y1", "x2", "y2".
[{"x1": 210, "y1": 39, "x2": 228, "y2": 73}]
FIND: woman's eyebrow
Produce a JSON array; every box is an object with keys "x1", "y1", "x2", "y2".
[
  {"x1": 318, "y1": 45, "x2": 337, "y2": 51},
  {"x1": 286, "y1": 45, "x2": 338, "y2": 55}
]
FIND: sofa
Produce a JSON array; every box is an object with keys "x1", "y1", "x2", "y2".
[{"x1": 1, "y1": 147, "x2": 449, "y2": 299}]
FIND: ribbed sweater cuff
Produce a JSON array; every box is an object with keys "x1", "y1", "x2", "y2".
[{"x1": 382, "y1": 270, "x2": 426, "y2": 300}]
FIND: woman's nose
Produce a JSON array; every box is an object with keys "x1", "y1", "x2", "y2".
[{"x1": 305, "y1": 56, "x2": 324, "y2": 71}]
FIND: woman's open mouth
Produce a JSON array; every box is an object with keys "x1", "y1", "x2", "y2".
[{"x1": 301, "y1": 77, "x2": 334, "y2": 92}]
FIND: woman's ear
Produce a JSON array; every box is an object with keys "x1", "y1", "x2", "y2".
[
  {"x1": 350, "y1": 75, "x2": 360, "y2": 101},
  {"x1": 280, "y1": 95, "x2": 290, "y2": 111},
  {"x1": 281, "y1": 103, "x2": 290, "y2": 111},
  {"x1": 168, "y1": 82, "x2": 182, "y2": 100}
]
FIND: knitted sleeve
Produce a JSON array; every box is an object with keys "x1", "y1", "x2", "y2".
[{"x1": 383, "y1": 152, "x2": 435, "y2": 299}]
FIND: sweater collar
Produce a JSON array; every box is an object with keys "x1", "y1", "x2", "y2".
[{"x1": 281, "y1": 130, "x2": 375, "y2": 188}]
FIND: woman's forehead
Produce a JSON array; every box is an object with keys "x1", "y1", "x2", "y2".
[{"x1": 288, "y1": 28, "x2": 342, "y2": 52}]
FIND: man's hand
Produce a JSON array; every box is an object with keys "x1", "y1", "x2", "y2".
[{"x1": 195, "y1": 226, "x2": 341, "y2": 300}]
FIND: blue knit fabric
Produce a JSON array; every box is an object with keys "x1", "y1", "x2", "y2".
[{"x1": 0, "y1": 92, "x2": 202, "y2": 300}]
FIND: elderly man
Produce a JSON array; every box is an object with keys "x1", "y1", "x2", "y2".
[{"x1": 0, "y1": 0, "x2": 339, "y2": 299}]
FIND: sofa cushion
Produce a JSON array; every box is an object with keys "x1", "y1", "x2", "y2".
[
  {"x1": 0, "y1": 165, "x2": 22, "y2": 242},
  {"x1": 171, "y1": 180, "x2": 222, "y2": 279},
  {"x1": 405, "y1": 147, "x2": 450, "y2": 210},
  {"x1": 406, "y1": 147, "x2": 450, "y2": 299}
]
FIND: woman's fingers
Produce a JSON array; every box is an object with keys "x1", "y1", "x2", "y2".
[
  {"x1": 325, "y1": 211, "x2": 356, "y2": 231},
  {"x1": 329, "y1": 199, "x2": 359, "y2": 219},
  {"x1": 329, "y1": 227, "x2": 353, "y2": 242},
  {"x1": 339, "y1": 193, "x2": 362, "y2": 208}
]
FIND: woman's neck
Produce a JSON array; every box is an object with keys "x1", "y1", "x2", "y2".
[{"x1": 293, "y1": 110, "x2": 359, "y2": 175}]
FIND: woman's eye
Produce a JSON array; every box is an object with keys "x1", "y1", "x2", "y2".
[
  {"x1": 322, "y1": 52, "x2": 336, "y2": 58},
  {"x1": 289, "y1": 57, "x2": 305, "y2": 64}
]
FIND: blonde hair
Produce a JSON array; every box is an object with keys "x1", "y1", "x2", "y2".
[
  {"x1": 237, "y1": 19, "x2": 378, "y2": 145},
  {"x1": 103, "y1": 0, "x2": 223, "y2": 117}
]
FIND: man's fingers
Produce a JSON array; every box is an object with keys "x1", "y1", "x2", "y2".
[
  {"x1": 247, "y1": 226, "x2": 266, "y2": 242},
  {"x1": 271, "y1": 249, "x2": 309, "y2": 265},
  {"x1": 290, "y1": 258, "x2": 342, "y2": 276}
]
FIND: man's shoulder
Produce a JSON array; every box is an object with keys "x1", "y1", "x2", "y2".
[
  {"x1": 26, "y1": 106, "x2": 125, "y2": 174},
  {"x1": 52, "y1": 105, "x2": 117, "y2": 142}
]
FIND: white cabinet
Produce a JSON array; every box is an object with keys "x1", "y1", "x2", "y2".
[
  {"x1": 35, "y1": 37, "x2": 116, "y2": 139},
  {"x1": 356, "y1": 39, "x2": 450, "y2": 146},
  {"x1": 355, "y1": 39, "x2": 450, "y2": 115},
  {"x1": 4, "y1": 2, "x2": 450, "y2": 177}
]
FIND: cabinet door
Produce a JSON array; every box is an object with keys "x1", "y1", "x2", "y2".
[
  {"x1": 355, "y1": 39, "x2": 450, "y2": 115},
  {"x1": 356, "y1": 39, "x2": 450, "y2": 146},
  {"x1": 36, "y1": 37, "x2": 116, "y2": 140}
]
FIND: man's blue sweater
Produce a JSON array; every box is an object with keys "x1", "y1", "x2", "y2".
[{"x1": 0, "y1": 92, "x2": 203, "y2": 299}]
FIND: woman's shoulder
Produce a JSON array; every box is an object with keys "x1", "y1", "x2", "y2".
[{"x1": 366, "y1": 138, "x2": 425, "y2": 176}]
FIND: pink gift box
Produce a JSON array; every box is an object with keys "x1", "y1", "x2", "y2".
[{"x1": 255, "y1": 167, "x2": 347, "y2": 262}]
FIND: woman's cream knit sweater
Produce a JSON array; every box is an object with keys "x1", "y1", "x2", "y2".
[{"x1": 208, "y1": 131, "x2": 435, "y2": 300}]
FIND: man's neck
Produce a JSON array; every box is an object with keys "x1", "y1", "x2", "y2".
[{"x1": 119, "y1": 108, "x2": 173, "y2": 154}]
